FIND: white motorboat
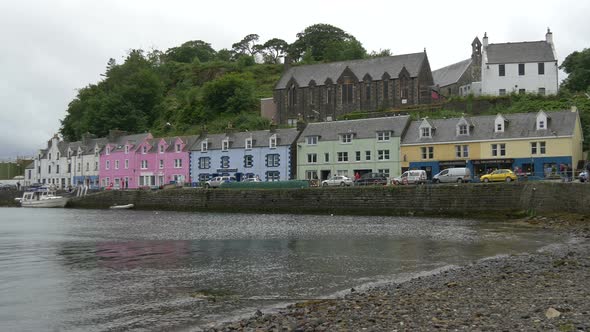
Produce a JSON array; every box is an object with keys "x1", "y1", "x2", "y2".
[
  {"x1": 19, "y1": 187, "x2": 69, "y2": 208},
  {"x1": 110, "y1": 203, "x2": 134, "y2": 210}
]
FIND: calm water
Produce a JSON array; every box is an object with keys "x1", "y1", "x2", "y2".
[{"x1": 0, "y1": 208, "x2": 561, "y2": 331}]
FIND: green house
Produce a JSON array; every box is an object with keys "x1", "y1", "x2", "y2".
[{"x1": 296, "y1": 116, "x2": 411, "y2": 181}]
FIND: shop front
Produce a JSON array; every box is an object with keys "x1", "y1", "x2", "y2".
[{"x1": 471, "y1": 159, "x2": 514, "y2": 178}]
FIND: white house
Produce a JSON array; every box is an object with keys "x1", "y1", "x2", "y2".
[{"x1": 481, "y1": 29, "x2": 558, "y2": 96}]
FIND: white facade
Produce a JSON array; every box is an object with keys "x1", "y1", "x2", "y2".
[{"x1": 481, "y1": 30, "x2": 558, "y2": 96}]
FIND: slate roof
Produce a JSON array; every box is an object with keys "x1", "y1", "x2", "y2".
[
  {"x1": 402, "y1": 110, "x2": 577, "y2": 145},
  {"x1": 190, "y1": 128, "x2": 300, "y2": 151},
  {"x1": 485, "y1": 41, "x2": 556, "y2": 64},
  {"x1": 298, "y1": 116, "x2": 411, "y2": 142},
  {"x1": 147, "y1": 135, "x2": 200, "y2": 153},
  {"x1": 109, "y1": 133, "x2": 152, "y2": 152},
  {"x1": 432, "y1": 58, "x2": 472, "y2": 87},
  {"x1": 275, "y1": 53, "x2": 427, "y2": 89}
]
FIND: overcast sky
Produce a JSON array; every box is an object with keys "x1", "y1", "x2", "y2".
[{"x1": 0, "y1": 0, "x2": 588, "y2": 159}]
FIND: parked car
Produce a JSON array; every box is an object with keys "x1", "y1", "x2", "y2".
[
  {"x1": 354, "y1": 173, "x2": 388, "y2": 186},
  {"x1": 579, "y1": 170, "x2": 588, "y2": 183},
  {"x1": 433, "y1": 167, "x2": 472, "y2": 183},
  {"x1": 392, "y1": 170, "x2": 427, "y2": 185},
  {"x1": 204, "y1": 176, "x2": 236, "y2": 188},
  {"x1": 322, "y1": 175, "x2": 353, "y2": 187},
  {"x1": 243, "y1": 177, "x2": 262, "y2": 183},
  {"x1": 480, "y1": 169, "x2": 517, "y2": 182}
]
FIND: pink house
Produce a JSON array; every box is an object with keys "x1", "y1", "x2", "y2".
[{"x1": 100, "y1": 133, "x2": 152, "y2": 189}]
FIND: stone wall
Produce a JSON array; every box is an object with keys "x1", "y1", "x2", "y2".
[
  {"x1": 0, "y1": 189, "x2": 20, "y2": 207},
  {"x1": 67, "y1": 183, "x2": 590, "y2": 217}
]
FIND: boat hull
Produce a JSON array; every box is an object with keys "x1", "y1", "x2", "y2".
[
  {"x1": 110, "y1": 204, "x2": 134, "y2": 209},
  {"x1": 20, "y1": 198, "x2": 69, "y2": 208}
]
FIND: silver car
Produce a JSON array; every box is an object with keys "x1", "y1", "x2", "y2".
[
  {"x1": 204, "y1": 176, "x2": 236, "y2": 189},
  {"x1": 321, "y1": 175, "x2": 353, "y2": 187}
]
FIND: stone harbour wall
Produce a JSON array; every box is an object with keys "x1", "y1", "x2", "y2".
[{"x1": 67, "y1": 182, "x2": 590, "y2": 217}]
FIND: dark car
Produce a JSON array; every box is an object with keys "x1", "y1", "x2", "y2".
[{"x1": 354, "y1": 173, "x2": 388, "y2": 186}]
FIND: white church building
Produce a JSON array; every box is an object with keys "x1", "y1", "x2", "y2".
[{"x1": 481, "y1": 29, "x2": 559, "y2": 96}]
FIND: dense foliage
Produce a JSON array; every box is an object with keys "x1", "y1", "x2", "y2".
[{"x1": 560, "y1": 48, "x2": 590, "y2": 93}]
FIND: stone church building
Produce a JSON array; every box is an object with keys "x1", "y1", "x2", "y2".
[
  {"x1": 273, "y1": 51, "x2": 435, "y2": 125},
  {"x1": 432, "y1": 37, "x2": 482, "y2": 97}
]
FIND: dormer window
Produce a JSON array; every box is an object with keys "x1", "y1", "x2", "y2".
[
  {"x1": 175, "y1": 143, "x2": 181, "y2": 152},
  {"x1": 77, "y1": 148, "x2": 83, "y2": 155},
  {"x1": 57, "y1": 152, "x2": 60, "y2": 159},
  {"x1": 376, "y1": 131, "x2": 390, "y2": 141},
  {"x1": 340, "y1": 133, "x2": 353, "y2": 143},
  {"x1": 306, "y1": 136, "x2": 318, "y2": 145},
  {"x1": 269, "y1": 134, "x2": 277, "y2": 149},
  {"x1": 125, "y1": 145, "x2": 129, "y2": 154},
  {"x1": 245, "y1": 137, "x2": 253, "y2": 150},
  {"x1": 536, "y1": 111, "x2": 548, "y2": 130},
  {"x1": 494, "y1": 114, "x2": 506, "y2": 133},
  {"x1": 159, "y1": 145, "x2": 164, "y2": 153},
  {"x1": 105, "y1": 147, "x2": 110, "y2": 156},
  {"x1": 421, "y1": 127, "x2": 431, "y2": 138},
  {"x1": 458, "y1": 124, "x2": 468, "y2": 135},
  {"x1": 142, "y1": 146, "x2": 147, "y2": 154},
  {"x1": 539, "y1": 121, "x2": 545, "y2": 129},
  {"x1": 201, "y1": 140, "x2": 208, "y2": 152},
  {"x1": 222, "y1": 138, "x2": 229, "y2": 151}
]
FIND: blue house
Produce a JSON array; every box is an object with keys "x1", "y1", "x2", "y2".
[{"x1": 189, "y1": 128, "x2": 301, "y2": 184}]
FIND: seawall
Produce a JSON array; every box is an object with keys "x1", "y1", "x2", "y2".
[
  {"x1": 67, "y1": 183, "x2": 590, "y2": 217},
  {"x1": 0, "y1": 189, "x2": 20, "y2": 207}
]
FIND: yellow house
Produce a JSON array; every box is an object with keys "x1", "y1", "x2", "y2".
[{"x1": 401, "y1": 108, "x2": 584, "y2": 179}]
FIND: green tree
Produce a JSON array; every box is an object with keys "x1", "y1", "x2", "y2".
[
  {"x1": 560, "y1": 48, "x2": 590, "y2": 93},
  {"x1": 369, "y1": 49, "x2": 392, "y2": 58},
  {"x1": 290, "y1": 23, "x2": 366, "y2": 62},
  {"x1": 201, "y1": 73, "x2": 257, "y2": 115},
  {"x1": 323, "y1": 39, "x2": 367, "y2": 62},
  {"x1": 232, "y1": 34, "x2": 261, "y2": 57},
  {"x1": 258, "y1": 38, "x2": 289, "y2": 64},
  {"x1": 165, "y1": 40, "x2": 217, "y2": 63}
]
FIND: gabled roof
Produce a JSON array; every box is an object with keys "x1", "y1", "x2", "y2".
[
  {"x1": 432, "y1": 58, "x2": 472, "y2": 87},
  {"x1": 109, "y1": 133, "x2": 152, "y2": 152},
  {"x1": 190, "y1": 128, "x2": 299, "y2": 151},
  {"x1": 276, "y1": 53, "x2": 427, "y2": 89},
  {"x1": 486, "y1": 41, "x2": 556, "y2": 64},
  {"x1": 298, "y1": 116, "x2": 411, "y2": 142},
  {"x1": 402, "y1": 110, "x2": 577, "y2": 145}
]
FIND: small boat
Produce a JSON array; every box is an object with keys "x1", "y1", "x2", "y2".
[
  {"x1": 110, "y1": 203, "x2": 134, "y2": 209},
  {"x1": 18, "y1": 187, "x2": 68, "y2": 208}
]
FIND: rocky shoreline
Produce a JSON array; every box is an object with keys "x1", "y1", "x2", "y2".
[{"x1": 204, "y1": 215, "x2": 590, "y2": 331}]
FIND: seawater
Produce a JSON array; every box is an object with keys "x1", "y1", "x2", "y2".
[{"x1": 0, "y1": 208, "x2": 561, "y2": 331}]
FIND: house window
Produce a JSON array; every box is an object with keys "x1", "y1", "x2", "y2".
[
  {"x1": 221, "y1": 156, "x2": 230, "y2": 168},
  {"x1": 336, "y1": 170, "x2": 348, "y2": 176},
  {"x1": 288, "y1": 86, "x2": 297, "y2": 106},
  {"x1": 222, "y1": 139, "x2": 229, "y2": 151},
  {"x1": 518, "y1": 63, "x2": 525, "y2": 76},
  {"x1": 48, "y1": 165, "x2": 51, "y2": 174},
  {"x1": 540, "y1": 141, "x2": 546, "y2": 154},
  {"x1": 355, "y1": 151, "x2": 361, "y2": 161},
  {"x1": 56, "y1": 165, "x2": 60, "y2": 174},
  {"x1": 341, "y1": 133, "x2": 353, "y2": 143},
  {"x1": 421, "y1": 127, "x2": 431, "y2": 137},
  {"x1": 115, "y1": 160, "x2": 119, "y2": 170},
  {"x1": 201, "y1": 141, "x2": 208, "y2": 152},
  {"x1": 245, "y1": 138, "x2": 252, "y2": 150},
  {"x1": 269, "y1": 135, "x2": 277, "y2": 149},
  {"x1": 378, "y1": 150, "x2": 390, "y2": 160},
  {"x1": 306, "y1": 136, "x2": 318, "y2": 145},
  {"x1": 105, "y1": 148, "x2": 109, "y2": 156},
  {"x1": 499, "y1": 89, "x2": 506, "y2": 96},
  {"x1": 94, "y1": 162, "x2": 98, "y2": 171},
  {"x1": 497, "y1": 123, "x2": 503, "y2": 131},
  {"x1": 324, "y1": 153, "x2": 329, "y2": 162},
  {"x1": 305, "y1": 170, "x2": 318, "y2": 180},
  {"x1": 307, "y1": 153, "x2": 317, "y2": 163},
  {"x1": 124, "y1": 159, "x2": 128, "y2": 169},
  {"x1": 160, "y1": 159, "x2": 164, "y2": 169},
  {"x1": 105, "y1": 161, "x2": 110, "y2": 170},
  {"x1": 365, "y1": 151, "x2": 371, "y2": 161},
  {"x1": 244, "y1": 155, "x2": 253, "y2": 168},
  {"x1": 455, "y1": 145, "x2": 469, "y2": 158},
  {"x1": 125, "y1": 146, "x2": 130, "y2": 154},
  {"x1": 342, "y1": 83, "x2": 353, "y2": 104},
  {"x1": 175, "y1": 144, "x2": 181, "y2": 152},
  {"x1": 539, "y1": 120, "x2": 545, "y2": 129},
  {"x1": 377, "y1": 131, "x2": 390, "y2": 141},
  {"x1": 499, "y1": 64, "x2": 505, "y2": 76},
  {"x1": 337, "y1": 152, "x2": 349, "y2": 162},
  {"x1": 174, "y1": 159, "x2": 182, "y2": 168},
  {"x1": 538, "y1": 88, "x2": 546, "y2": 95},
  {"x1": 142, "y1": 146, "x2": 147, "y2": 154},
  {"x1": 538, "y1": 63, "x2": 545, "y2": 75},
  {"x1": 326, "y1": 87, "x2": 333, "y2": 104},
  {"x1": 266, "y1": 154, "x2": 280, "y2": 167},
  {"x1": 421, "y1": 147, "x2": 434, "y2": 159},
  {"x1": 287, "y1": 118, "x2": 297, "y2": 127},
  {"x1": 365, "y1": 83, "x2": 371, "y2": 101},
  {"x1": 491, "y1": 143, "x2": 506, "y2": 157},
  {"x1": 400, "y1": 79, "x2": 408, "y2": 99},
  {"x1": 378, "y1": 169, "x2": 390, "y2": 177},
  {"x1": 67, "y1": 163, "x2": 71, "y2": 173},
  {"x1": 141, "y1": 160, "x2": 148, "y2": 169},
  {"x1": 531, "y1": 142, "x2": 537, "y2": 154},
  {"x1": 77, "y1": 163, "x2": 81, "y2": 172},
  {"x1": 266, "y1": 171, "x2": 280, "y2": 182},
  {"x1": 85, "y1": 163, "x2": 89, "y2": 171},
  {"x1": 159, "y1": 145, "x2": 164, "y2": 153},
  {"x1": 57, "y1": 152, "x2": 60, "y2": 159},
  {"x1": 458, "y1": 125, "x2": 468, "y2": 135},
  {"x1": 198, "y1": 157, "x2": 210, "y2": 169},
  {"x1": 382, "y1": 81, "x2": 388, "y2": 99}
]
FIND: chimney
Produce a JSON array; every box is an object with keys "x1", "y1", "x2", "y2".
[
  {"x1": 199, "y1": 124, "x2": 208, "y2": 137},
  {"x1": 545, "y1": 27, "x2": 553, "y2": 44},
  {"x1": 482, "y1": 32, "x2": 488, "y2": 48},
  {"x1": 81, "y1": 132, "x2": 96, "y2": 145},
  {"x1": 270, "y1": 123, "x2": 277, "y2": 133},
  {"x1": 283, "y1": 55, "x2": 292, "y2": 72},
  {"x1": 571, "y1": 105, "x2": 578, "y2": 113},
  {"x1": 225, "y1": 122, "x2": 236, "y2": 135}
]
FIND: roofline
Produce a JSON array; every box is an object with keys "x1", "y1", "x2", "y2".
[
  {"x1": 305, "y1": 115, "x2": 410, "y2": 126},
  {"x1": 402, "y1": 134, "x2": 573, "y2": 146},
  {"x1": 485, "y1": 60, "x2": 557, "y2": 65}
]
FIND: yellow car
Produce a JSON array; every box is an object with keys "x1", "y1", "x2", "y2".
[{"x1": 480, "y1": 169, "x2": 518, "y2": 183}]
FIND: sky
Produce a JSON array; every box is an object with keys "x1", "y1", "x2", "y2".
[{"x1": 0, "y1": 0, "x2": 588, "y2": 159}]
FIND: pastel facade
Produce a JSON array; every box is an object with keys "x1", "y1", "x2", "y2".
[
  {"x1": 134, "y1": 136, "x2": 195, "y2": 187},
  {"x1": 297, "y1": 116, "x2": 411, "y2": 181},
  {"x1": 401, "y1": 109, "x2": 584, "y2": 179},
  {"x1": 100, "y1": 133, "x2": 152, "y2": 189},
  {"x1": 190, "y1": 128, "x2": 300, "y2": 183}
]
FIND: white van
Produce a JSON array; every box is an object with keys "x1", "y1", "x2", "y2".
[
  {"x1": 392, "y1": 170, "x2": 427, "y2": 185},
  {"x1": 433, "y1": 167, "x2": 472, "y2": 183}
]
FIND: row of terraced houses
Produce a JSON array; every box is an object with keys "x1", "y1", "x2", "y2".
[{"x1": 26, "y1": 108, "x2": 583, "y2": 188}]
